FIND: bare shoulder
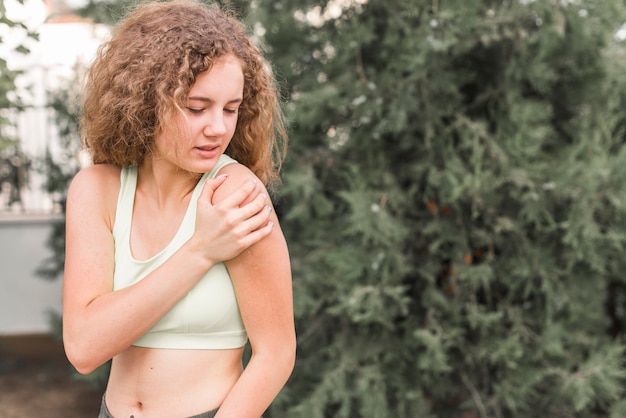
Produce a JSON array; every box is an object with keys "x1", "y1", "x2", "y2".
[
  {"x1": 69, "y1": 164, "x2": 121, "y2": 193},
  {"x1": 212, "y1": 162, "x2": 266, "y2": 204},
  {"x1": 67, "y1": 164, "x2": 122, "y2": 229}
]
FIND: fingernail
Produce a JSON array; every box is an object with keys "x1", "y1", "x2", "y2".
[
  {"x1": 266, "y1": 205, "x2": 272, "y2": 211},
  {"x1": 261, "y1": 194, "x2": 267, "y2": 200},
  {"x1": 217, "y1": 174, "x2": 228, "y2": 180}
]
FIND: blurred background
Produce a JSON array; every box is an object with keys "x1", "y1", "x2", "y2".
[{"x1": 1, "y1": 0, "x2": 626, "y2": 417}]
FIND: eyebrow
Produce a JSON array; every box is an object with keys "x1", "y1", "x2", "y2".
[{"x1": 187, "y1": 96, "x2": 243, "y2": 104}]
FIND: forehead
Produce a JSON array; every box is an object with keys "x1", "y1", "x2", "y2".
[{"x1": 188, "y1": 55, "x2": 244, "y2": 98}]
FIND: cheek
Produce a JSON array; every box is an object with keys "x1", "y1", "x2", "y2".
[
  {"x1": 228, "y1": 118, "x2": 239, "y2": 134},
  {"x1": 168, "y1": 118, "x2": 197, "y2": 147},
  {"x1": 228, "y1": 113, "x2": 241, "y2": 132},
  {"x1": 155, "y1": 122, "x2": 193, "y2": 156},
  {"x1": 174, "y1": 114, "x2": 193, "y2": 136}
]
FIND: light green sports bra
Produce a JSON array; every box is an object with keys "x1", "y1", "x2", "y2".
[{"x1": 112, "y1": 154, "x2": 248, "y2": 349}]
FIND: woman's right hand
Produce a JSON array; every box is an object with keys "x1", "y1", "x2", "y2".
[{"x1": 192, "y1": 173, "x2": 273, "y2": 263}]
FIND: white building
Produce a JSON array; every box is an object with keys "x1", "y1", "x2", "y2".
[
  {"x1": 0, "y1": 0, "x2": 108, "y2": 335},
  {"x1": 1, "y1": 0, "x2": 108, "y2": 215}
]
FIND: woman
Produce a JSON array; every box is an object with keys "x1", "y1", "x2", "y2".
[{"x1": 62, "y1": 1, "x2": 296, "y2": 417}]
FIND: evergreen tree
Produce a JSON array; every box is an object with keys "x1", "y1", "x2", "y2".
[{"x1": 254, "y1": 0, "x2": 626, "y2": 417}]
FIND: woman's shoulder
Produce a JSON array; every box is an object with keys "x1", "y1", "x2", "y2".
[
  {"x1": 67, "y1": 164, "x2": 123, "y2": 230},
  {"x1": 68, "y1": 164, "x2": 122, "y2": 205},
  {"x1": 218, "y1": 159, "x2": 254, "y2": 177},
  {"x1": 70, "y1": 164, "x2": 121, "y2": 190},
  {"x1": 212, "y1": 160, "x2": 266, "y2": 204},
  {"x1": 74, "y1": 163, "x2": 121, "y2": 178},
  {"x1": 216, "y1": 160, "x2": 261, "y2": 188}
]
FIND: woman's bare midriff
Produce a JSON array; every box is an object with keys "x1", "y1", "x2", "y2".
[{"x1": 104, "y1": 345, "x2": 244, "y2": 418}]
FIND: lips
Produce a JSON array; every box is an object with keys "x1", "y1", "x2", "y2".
[
  {"x1": 194, "y1": 144, "x2": 220, "y2": 158},
  {"x1": 195, "y1": 144, "x2": 219, "y2": 152}
]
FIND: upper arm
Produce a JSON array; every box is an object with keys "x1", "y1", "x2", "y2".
[
  {"x1": 215, "y1": 164, "x2": 296, "y2": 354},
  {"x1": 63, "y1": 165, "x2": 119, "y2": 324}
]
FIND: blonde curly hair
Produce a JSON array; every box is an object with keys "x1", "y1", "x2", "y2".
[{"x1": 81, "y1": 0, "x2": 286, "y2": 185}]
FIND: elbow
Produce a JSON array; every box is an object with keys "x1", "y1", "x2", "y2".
[
  {"x1": 74, "y1": 363, "x2": 99, "y2": 376},
  {"x1": 286, "y1": 338, "x2": 297, "y2": 373},
  {"x1": 64, "y1": 346, "x2": 98, "y2": 375},
  {"x1": 63, "y1": 335, "x2": 103, "y2": 375},
  {"x1": 278, "y1": 336, "x2": 297, "y2": 376},
  {"x1": 252, "y1": 336, "x2": 296, "y2": 378}
]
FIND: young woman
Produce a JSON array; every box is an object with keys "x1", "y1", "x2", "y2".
[{"x1": 62, "y1": 1, "x2": 296, "y2": 417}]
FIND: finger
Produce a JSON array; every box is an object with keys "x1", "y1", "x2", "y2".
[
  {"x1": 237, "y1": 220, "x2": 274, "y2": 249},
  {"x1": 201, "y1": 174, "x2": 229, "y2": 203},
  {"x1": 215, "y1": 178, "x2": 260, "y2": 208},
  {"x1": 236, "y1": 203, "x2": 273, "y2": 235},
  {"x1": 229, "y1": 191, "x2": 270, "y2": 224}
]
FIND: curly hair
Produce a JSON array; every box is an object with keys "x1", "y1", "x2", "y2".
[{"x1": 81, "y1": 0, "x2": 287, "y2": 185}]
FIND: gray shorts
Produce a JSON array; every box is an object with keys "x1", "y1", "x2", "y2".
[{"x1": 98, "y1": 395, "x2": 218, "y2": 418}]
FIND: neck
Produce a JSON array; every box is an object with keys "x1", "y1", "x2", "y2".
[{"x1": 137, "y1": 158, "x2": 201, "y2": 209}]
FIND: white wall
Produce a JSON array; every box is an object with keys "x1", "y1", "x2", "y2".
[{"x1": 0, "y1": 216, "x2": 63, "y2": 335}]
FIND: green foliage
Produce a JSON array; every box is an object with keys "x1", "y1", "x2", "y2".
[
  {"x1": 72, "y1": 0, "x2": 136, "y2": 25},
  {"x1": 255, "y1": 0, "x2": 626, "y2": 416}
]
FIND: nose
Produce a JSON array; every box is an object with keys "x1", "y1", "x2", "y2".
[{"x1": 203, "y1": 111, "x2": 227, "y2": 137}]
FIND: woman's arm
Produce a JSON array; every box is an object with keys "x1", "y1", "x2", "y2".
[
  {"x1": 62, "y1": 164, "x2": 274, "y2": 374},
  {"x1": 215, "y1": 164, "x2": 297, "y2": 418}
]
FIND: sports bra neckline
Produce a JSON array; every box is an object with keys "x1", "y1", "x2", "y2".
[{"x1": 122, "y1": 167, "x2": 208, "y2": 264}]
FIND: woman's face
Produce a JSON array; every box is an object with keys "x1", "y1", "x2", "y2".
[{"x1": 153, "y1": 54, "x2": 244, "y2": 174}]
